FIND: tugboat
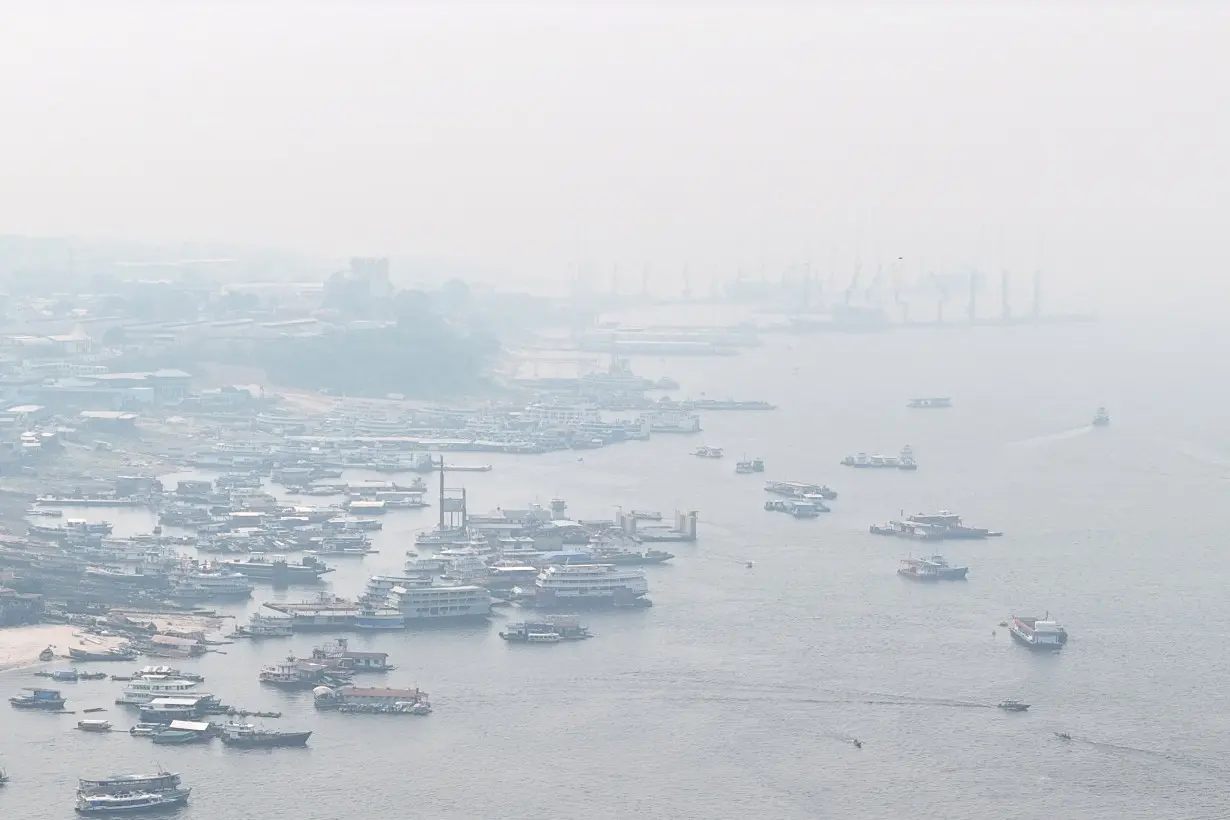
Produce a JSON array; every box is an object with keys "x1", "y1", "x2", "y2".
[
  {"x1": 1092, "y1": 406, "x2": 1110, "y2": 426},
  {"x1": 735, "y1": 459, "x2": 756, "y2": 474},
  {"x1": 896, "y1": 445, "x2": 918, "y2": 471},
  {"x1": 1009, "y1": 614, "x2": 1068, "y2": 651},
  {"x1": 997, "y1": 699, "x2": 1030, "y2": 712}
]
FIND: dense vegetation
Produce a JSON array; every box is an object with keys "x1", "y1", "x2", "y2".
[{"x1": 256, "y1": 318, "x2": 499, "y2": 397}]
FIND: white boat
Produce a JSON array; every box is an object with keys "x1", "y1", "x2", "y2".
[
  {"x1": 387, "y1": 584, "x2": 491, "y2": 623},
  {"x1": 170, "y1": 566, "x2": 253, "y2": 600},
  {"x1": 232, "y1": 610, "x2": 294, "y2": 638},
  {"x1": 355, "y1": 608, "x2": 405, "y2": 629},
  {"x1": 115, "y1": 677, "x2": 202, "y2": 706},
  {"x1": 127, "y1": 723, "x2": 163, "y2": 736},
  {"x1": 75, "y1": 791, "x2": 190, "y2": 814},
  {"x1": 531, "y1": 563, "x2": 650, "y2": 608},
  {"x1": 692, "y1": 445, "x2": 724, "y2": 458},
  {"x1": 361, "y1": 574, "x2": 432, "y2": 606}
]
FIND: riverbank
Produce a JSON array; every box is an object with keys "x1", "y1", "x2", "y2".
[{"x1": 0, "y1": 624, "x2": 127, "y2": 673}]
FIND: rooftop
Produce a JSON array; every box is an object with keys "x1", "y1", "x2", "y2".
[{"x1": 79, "y1": 411, "x2": 138, "y2": 421}]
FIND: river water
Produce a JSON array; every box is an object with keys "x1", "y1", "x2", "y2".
[{"x1": 1, "y1": 320, "x2": 1227, "y2": 819}]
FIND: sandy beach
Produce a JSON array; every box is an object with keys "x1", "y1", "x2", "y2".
[{"x1": 0, "y1": 625, "x2": 127, "y2": 673}]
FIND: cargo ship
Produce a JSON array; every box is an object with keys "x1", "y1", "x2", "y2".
[{"x1": 1009, "y1": 614, "x2": 1068, "y2": 650}]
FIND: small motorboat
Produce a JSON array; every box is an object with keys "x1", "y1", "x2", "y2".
[
  {"x1": 38, "y1": 647, "x2": 54, "y2": 662},
  {"x1": 745, "y1": 561, "x2": 754, "y2": 569},
  {"x1": 76, "y1": 720, "x2": 112, "y2": 732},
  {"x1": 998, "y1": 699, "x2": 1030, "y2": 712},
  {"x1": 128, "y1": 723, "x2": 163, "y2": 737},
  {"x1": 1055, "y1": 732, "x2": 1072, "y2": 741},
  {"x1": 852, "y1": 739, "x2": 862, "y2": 748}
]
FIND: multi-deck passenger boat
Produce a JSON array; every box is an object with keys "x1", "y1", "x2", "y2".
[
  {"x1": 75, "y1": 771, "x2": 190, "y2": 814},
  {"x1": 528, "y1": 564, "x2": 650, "y2": 609},
  {"x1": 387, "y1": 584, "x2": 492, "y2": 624},
  {"x1": 115, "y1": 676, "x2": 202, "y2": 706},
  {"x1": 219, "y1": 554, "x2": 333, "y2": 584}
]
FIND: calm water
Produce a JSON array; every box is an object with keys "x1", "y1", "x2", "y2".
[{"x1": 2, "y1": 321, "x2": 1228, "y2": 819}]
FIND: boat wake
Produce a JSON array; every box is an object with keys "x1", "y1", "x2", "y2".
[
  {"x1": 1060, "y1": 734, "x2": 1230, "y2": 776},
  {"x1": 1006, "y1": 426, "x2": 1092, "y2": 449}
]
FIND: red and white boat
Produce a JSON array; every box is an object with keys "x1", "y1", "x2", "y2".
[{"x1": 1009, "y1": 614, "x2": 1068, "y2": 650}]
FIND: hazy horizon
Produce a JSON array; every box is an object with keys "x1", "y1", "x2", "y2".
[{"x1": 2, "y1": 2, "x2": 1227, "y2": 317}]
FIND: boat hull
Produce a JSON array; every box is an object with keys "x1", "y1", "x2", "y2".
[
  {"x1": 221, "y1": 731, "x2": 311, "y2": 748},
  {"x1": 1009, "y1": 627, "x2": 1065, "y2": 650},
  {"x1": 76, "y1": 792, "x2": 190, "y2": 814}
]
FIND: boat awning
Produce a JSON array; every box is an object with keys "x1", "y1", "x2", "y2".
[{"x1": 168, "y1": 720, "x2": 210, "y2": 732}]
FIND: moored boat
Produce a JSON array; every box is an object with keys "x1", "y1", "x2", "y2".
[
  {"x1": 69, "y1": 647, "x2": 137, "y2": 663},
  {"x1": 75, "y1": 791, "x2": 190, "y2": 814},
  {"x1": 75, "y1": 771, "x2": 190, "y2": 814},
  {"x1": 219, "y1": 723, "x2": 311, "y2": 747},
  {"x1": 76, "y1": 720, "x2": 113, "y2": 732},
  {"x1": 9, "y1": 687, "x2": 66, "y2": 709},
  {"x1": 500, "y1": 618, "x2": 593, "y2": 642},
  {"x1": 896, "y1": 556, "x2": 968, "y2": 581}
]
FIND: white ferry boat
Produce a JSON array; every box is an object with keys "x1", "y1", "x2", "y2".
[
  {"x1": 531, "y1": 563, "x2": 650, "y2": 608},
  {"x1": 115, "y1": 676, "x2": 202, "y2": 706},
  {"x1": 232, "y1": 610, "x2": 294, "y2": 638},
  {"x1": 170, "y1": 567, "x2": 254, "y2": 600},
  {"x1": 355, "y1": 608, "x2": 406, "y2": 630},
  {"x1": 360, "y1": 574, "x2": 432, "y2": 605},
  {"x1": 387, "y1": 584, "x2": 492, "y2": 623}
]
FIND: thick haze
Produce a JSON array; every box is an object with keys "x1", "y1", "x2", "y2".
[{"x1": 1, "y1": 2, "x2": 1227, "y2": 316}]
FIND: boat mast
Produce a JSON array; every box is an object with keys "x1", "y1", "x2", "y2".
[{"x1": 437, "y1": 457, "x2": 445, "y2": 530}]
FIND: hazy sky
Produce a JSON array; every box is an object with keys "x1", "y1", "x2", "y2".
[{"x1": 1, "y1": 2, "x2": 1227, "y2": 314}]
